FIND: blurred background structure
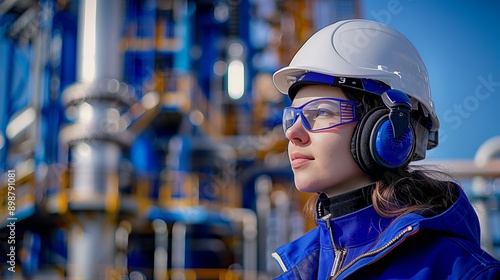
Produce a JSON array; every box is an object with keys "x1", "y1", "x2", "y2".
[{"x1": 0, "y1": 0, "x2": 499, "y2": 279}]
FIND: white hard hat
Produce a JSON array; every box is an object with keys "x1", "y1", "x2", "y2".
[{"x1": 273, "y1": 19, "x2": 439, "y2": 131}]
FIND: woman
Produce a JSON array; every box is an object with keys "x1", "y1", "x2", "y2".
[{"x1": 271, "y1": 19, "x2": 500, "y2": 279}]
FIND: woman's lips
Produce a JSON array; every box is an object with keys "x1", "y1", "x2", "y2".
[{"x1": 290, "y1": 153, "x2": 314, "y2": 169}]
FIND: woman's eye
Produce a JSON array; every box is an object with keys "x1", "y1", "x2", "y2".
[{"x1": 315, "y1": 108, "x2": 334, "y2": 118}]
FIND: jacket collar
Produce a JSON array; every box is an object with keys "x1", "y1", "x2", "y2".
[
  {"x1": 316, "y1": 184, "x2": 374, "y2": 219},
  {"x1": 314, "y1": 183, "x2": 479, "y2": 248},
  {"x1": 316, "y1": 184, "x2": 393, "y2": 248}
]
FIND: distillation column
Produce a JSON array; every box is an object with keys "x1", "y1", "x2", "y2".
[{"x1": 59, "y1": 1, "x2": 133, "y2": 278}]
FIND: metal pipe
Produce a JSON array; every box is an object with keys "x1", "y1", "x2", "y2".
[
  {"x1": 474, "y1": 136, "x2": 500, "y2": 169},
  {"x1": 255, "y1": 175, "x2": 272, "y2": 273},
  {"x1": 77, "y1": 0, "x2": 124, "y2": 83},
  {"x1": 472, "y1": 136, "x2": 500, "y2": 255},
  {"x1": 115, "y1": 220, "x2": 132, "y2": 276},
  {"x1": 171, "y1": 222, "x2": 187, "y2": 279},
  {"x1": 64, "y1": 1, "x2": 127, "y2": 278},
  {"x1": 153, "y1": 219, "x2": 169, "y2": 280},
  {"x1": 67, "y1": 213, "x2": 116, "y2": 280}
]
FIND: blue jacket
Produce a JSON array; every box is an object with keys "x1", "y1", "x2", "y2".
[{"x1": 272, "y1": 185, "x2": 500, "y2": 279}]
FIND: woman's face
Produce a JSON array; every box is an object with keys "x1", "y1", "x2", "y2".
[{"x1": 286, "y1": 85, "x2": 371, "y2": 196}]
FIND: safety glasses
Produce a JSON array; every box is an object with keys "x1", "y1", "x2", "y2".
[{"x1": 282, "y1": 97, "x2": 359, "y2": 134}]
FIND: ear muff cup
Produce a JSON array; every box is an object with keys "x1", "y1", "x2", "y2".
[{"x1": 351, "y1": 107, "x2": 414, "y2": 179}]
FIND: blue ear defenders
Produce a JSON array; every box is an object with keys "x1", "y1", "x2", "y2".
[{"x1": 351, "y1": 89, "x2": 414, "y2": 179}]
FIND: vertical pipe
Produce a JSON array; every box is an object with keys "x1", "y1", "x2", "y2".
[
  {"x1": 77, "y1": 0, "x2": 124, "y2": 83},
  {"x1": 66, "y1": 1, "x2": 126, "y2": 279},
  {"x1": 115, "y1": 221, "x2": 132, "y2": 277},
  {"x1": 153, "y1": 219, "x2": 169, "y2": 280},
  {"x1": 67, "y1": 213, "x2": 116, "y2": 279},
  {"x1": 171, "y1": 222, "x2": 187, "y2": 278},
  {"x1": 255, "y1": 175, "x2": 271, "y2": 273},
  {"x1": 473, "y1": 136, "x2": 500, "y2": 256}
]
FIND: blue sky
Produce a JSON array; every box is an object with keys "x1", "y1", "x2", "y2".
[{"x1": 361, "y1": 0, "x2": 500, "y2": 159}]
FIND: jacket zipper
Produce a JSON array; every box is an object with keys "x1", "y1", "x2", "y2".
[
  {"x1": 331, "y1": 246, "x2": 347, "y2": 277},
  {"x1": 320, "y1": 214, "x2": 348, "y2": 277},
  {"x1": 330, "y1": 225, "x2": 414, "y2": 279}
]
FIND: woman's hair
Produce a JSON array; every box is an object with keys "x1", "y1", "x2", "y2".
[
  {"x1": 302, "y1": 88, "x2": 459, "y2": 222},
  {"x1": 371, "y1": 167, "x2": 459, "y2": 218}
]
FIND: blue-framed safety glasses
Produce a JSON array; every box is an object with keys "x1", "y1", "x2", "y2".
[{"x1": 282, "y1": 97, "x2": 359, "y2": 134}]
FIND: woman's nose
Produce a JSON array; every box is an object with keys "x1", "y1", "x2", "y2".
[{"x1": 285, "y1": 117, "x2": 310, "y2": 145}]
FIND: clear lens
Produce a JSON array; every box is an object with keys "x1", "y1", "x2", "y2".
[
  {"x1": 282, "y1": 108, "x2": 296, "y2": 133},
  {"x1": 282, "y1": 97, "x2": 358, "y2": 134},
  {"x1": 302, "y1": 99, "x2": 341, "y2": 131}
]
